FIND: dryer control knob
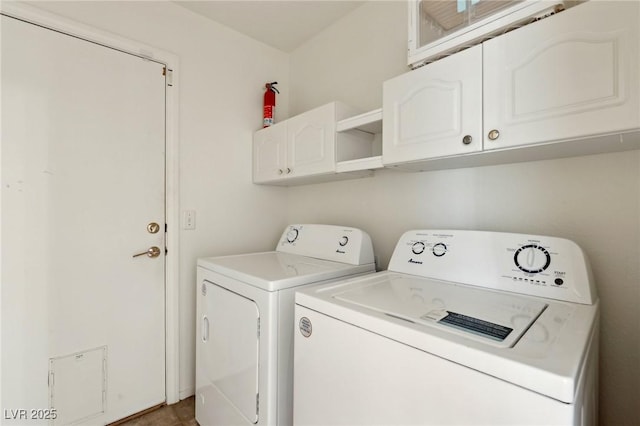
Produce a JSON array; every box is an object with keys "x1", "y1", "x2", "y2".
[
  {"x1": 432, "y1": 243, "x2": 447, "y2": 257},
  {"x1": 339, "y1": 236, "x2": 349, "y2": 247},
  {"x1": 286, "y1": 228, "x2": 299, "y2": 243},
  {"x1": 412, "y1": 242, "x2": 425, "y2": 255}
]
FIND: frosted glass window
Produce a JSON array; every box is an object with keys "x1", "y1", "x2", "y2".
[{"x1": 418, "y1": 0, "x2": 522, "y2": 48}]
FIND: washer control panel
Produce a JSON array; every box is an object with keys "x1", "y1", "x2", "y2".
[
  {"x1": 277, "y1": 224, "x2": 375, "y2": 266},
  {"x1": 388, "y1": 230, "x2": 596, "y2": 305}
]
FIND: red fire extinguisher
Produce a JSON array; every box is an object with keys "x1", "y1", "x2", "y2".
[{"x1": 263, "y1": 81, "x2": 279, "y2": 128}]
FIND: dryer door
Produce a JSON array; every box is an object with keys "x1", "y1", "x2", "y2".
[{"x1": 202, "y1": 281, "x2": 260, "y2": 423}]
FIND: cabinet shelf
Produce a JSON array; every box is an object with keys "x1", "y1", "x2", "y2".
[
  {"x1": 336, "y1": 156, "x2": 383, "y2": 173},
  {"x1": 336, "y1": 108, "x2": 383, "y2": 173},
  {"x1": 337, "y1": 108, "x2": 382, "y2": 134}
]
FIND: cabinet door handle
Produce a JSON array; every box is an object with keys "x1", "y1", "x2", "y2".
[
  {"x1": 286, "y1": 168, "x2": 291, "y2": 174},
  {"x1": 462, "y1": 135, "x2": 473, "y2": 145},
  {"x1": 278, "y1": 169, "x2": 283, "y2": 175},
  {"x1": 488, "y1": 129, "x2": 500, "y2": 140}
]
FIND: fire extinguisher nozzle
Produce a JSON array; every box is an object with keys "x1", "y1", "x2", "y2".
[{"x1": 266, "y1": 82, "x2": 279, "y2": 94}]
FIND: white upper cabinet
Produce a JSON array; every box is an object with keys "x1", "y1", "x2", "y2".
[
  {"x1": 385, "y1": 0, "x2": 639, "y2": 171},
  {"x1": 253, "y1": 121, "x2": 287, "y2": 182},
  {"x1": 253, "y1": 102, "x2": 371, "y2": 185},
  {"x1": 286, "y1": 103, "x2": 337, "y2": 177},
  {"x1": 483, "y1": 0, "x2": 640, "y2": 150},
  {"x1": 255, "y1": 2, "x2": 639, "y2": 184},
  {"x1": 383, "y1": 44, "x2": 483, "y2": 166}
]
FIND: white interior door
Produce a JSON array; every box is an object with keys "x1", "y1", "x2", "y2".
[{"x1": 1, "y1": 15, "x2": 166, "y2": 424}]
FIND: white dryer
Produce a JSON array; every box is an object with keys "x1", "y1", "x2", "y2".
[
  {"x1": 195, "y1": 224, "x2": 375, "y2": 426},
  {"x1": 294, "y1": 230, "x2": 599, "y2": 425}
]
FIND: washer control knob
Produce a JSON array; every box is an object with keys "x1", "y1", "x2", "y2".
[
  {"x1": 514, "y1": 244, "x2": 551, "y2": 274},
  {"x1": 412, "y1": 242, "x2": 425, "y2": 255},
  {"x1": 432, "y1": 243, "x2": 447, "y2": 257},
  {"x1": 286, "y1": 228, "x2": 299, "y2": 243},
  {"x1": 339, "y1": 236, "x2": 349, "y2": 247}
]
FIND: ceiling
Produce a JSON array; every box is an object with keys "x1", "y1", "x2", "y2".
[{"x1": 175, "y1": 1, "x2": 365, "y2": 52}]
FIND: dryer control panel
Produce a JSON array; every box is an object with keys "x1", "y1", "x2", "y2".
[
  {"x1": 277, "y1": 224, "x2": 375, "y2": 266},
  {"x1": 388, "y1": 230, "x2": 596, "y2": 305}
]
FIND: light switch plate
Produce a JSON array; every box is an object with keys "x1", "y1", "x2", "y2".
[{"x1": 183, "y1": 210, "x2": 196, "y2": 230}]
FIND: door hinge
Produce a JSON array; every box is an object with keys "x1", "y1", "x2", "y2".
[
  {"x1": 163, "y1": 67, "x2": 173, "y2": 87},
  {"x1": 165, "y1": 223, "x2": 168, "y2": 233},
  {"x1": 165, "y1": 247, "x2": 168, "y2": 256},
  {"x1": 256, "y1": 393, "x2": 259, "y2": 416}
]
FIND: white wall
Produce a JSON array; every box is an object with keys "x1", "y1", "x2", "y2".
[
  {"x1": 26, "y1": 0, "x2": 290, "y2": 399},
  {"x1": 290, "y1": 0, "x2": 407, "y2": 115},
  {"x1": 288, "y1": 1, "x2": 640, "y2": 425}
]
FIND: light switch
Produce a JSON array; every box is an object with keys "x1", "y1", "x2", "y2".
[{"x1": 183, "y1": 210, "x2": 196, "y2": 230}]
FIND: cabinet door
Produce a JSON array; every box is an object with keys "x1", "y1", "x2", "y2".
[
  {"x1": 483, "y1": 1, "x2": 640, "y2": 151},
  {"x1": 287, "y1": 103, "x2": 336, "y2": 176},
  {"x1": 253, "y1": 121, "x2": 287, "y2": 183},
  {"x1": 383, "y1": 45, "x2": 483, "y2": 166}
]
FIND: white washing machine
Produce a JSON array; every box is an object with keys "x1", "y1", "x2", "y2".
[
  {"x1": 195, "y1": 224, "x2": 375, "y2": 426},
  {"x1": 294, "y1": 230, "x2": 599, "y2": 425}
]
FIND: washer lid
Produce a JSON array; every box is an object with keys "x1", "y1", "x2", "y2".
[
  {"x1": 296, "y1": 271, "x2": 599, "y2": 403},
  {"x1": 334, "y1": 276, "x2": 547, "y2": 349},
  {"x1": 198, "y1": 252, "x2": 373, "y2": 291}
]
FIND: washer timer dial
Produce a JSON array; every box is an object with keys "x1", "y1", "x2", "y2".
[{"x1": 514, "y1": 244, "x2": 551, "y2": 274}]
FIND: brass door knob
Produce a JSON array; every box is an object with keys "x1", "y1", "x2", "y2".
[{"x1": 133, "y1": 246, "x2": 161, "y2": 258}]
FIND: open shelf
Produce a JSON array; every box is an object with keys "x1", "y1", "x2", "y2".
[
  {"x1": 336, "y1": 156, "x2": 383, "y2": 173},
  {"x1": 337, "y1": 108, "x2": 382, "y2": 134},
  {"x1": 336, "y1": 108, "x2": 383, "y2": 173}
]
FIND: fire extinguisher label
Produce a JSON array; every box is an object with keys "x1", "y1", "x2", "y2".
[{"x1": 263, "y1": 105, "x2": 274, "y2": 127}]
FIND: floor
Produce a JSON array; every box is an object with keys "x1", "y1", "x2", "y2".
[{"x1": 116, "y1": 397, "x2": 196, "y2": 426}]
